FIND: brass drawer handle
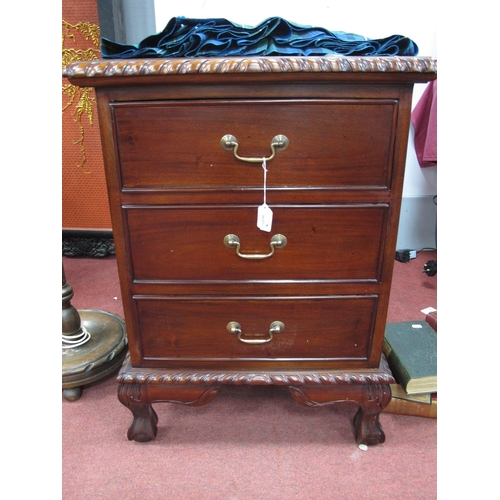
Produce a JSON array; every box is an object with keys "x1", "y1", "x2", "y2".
[
  {"x1": 220, "y1": 134, "x2": 289, "y2": 163},
  {"x1": 224, "y1": 233, "x2": 287, "y2": 260},
  {"x1": 227, "y1": 321, "x2": 285, "y2": 344}
]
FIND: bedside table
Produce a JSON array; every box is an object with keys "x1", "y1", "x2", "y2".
[{"x1": 64, "y1": 55, "x2": 436, "y2": 445}]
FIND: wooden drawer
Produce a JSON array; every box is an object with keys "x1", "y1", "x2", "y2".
[
  {"x1": 134, "y1": 295, "x2": 377, "y2": 364},
  {"x1": 113, "y1": 99, "x2": 397, "y2": 190},
  {"x1": 125, "y1": 204, "x2": 387, "y2": 282}
]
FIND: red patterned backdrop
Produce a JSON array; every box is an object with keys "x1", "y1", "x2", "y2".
[{"x1": 62, "y1": 1, "x2": 111, "y2": 230}]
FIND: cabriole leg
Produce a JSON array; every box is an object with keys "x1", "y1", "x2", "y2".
[
  {"x1": 289, "y1": 383, "x2": 391, "y2": 446},
  {"x1": 117, "y1": 381, "x2": 220, "y2": 442},
  {"x1": 353, "y1": 384, "x2": 392, "y2": 445}
]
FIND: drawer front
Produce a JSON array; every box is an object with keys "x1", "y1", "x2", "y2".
[
  {"x1": 125, "y1": 205, "x2": 387, "y2": 282},
  {"x1": 135, "y1": 296, "x2": 377, "y2": 362},
  {"x1": 113, "y1": 99, "x2": 397, "y2": 189}
]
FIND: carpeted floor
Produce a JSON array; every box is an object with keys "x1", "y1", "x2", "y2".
[{"x1": 62, "y1": 250, "x2": 437, "y2": 500}]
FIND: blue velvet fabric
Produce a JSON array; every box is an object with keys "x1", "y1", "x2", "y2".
[{"x1": 101, "y1": 16, "x2": 418, "y2": 59}]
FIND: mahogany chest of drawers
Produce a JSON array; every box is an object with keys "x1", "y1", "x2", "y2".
[{"x1": 64, "y1": 56, "x2": 437, "y2": 444}]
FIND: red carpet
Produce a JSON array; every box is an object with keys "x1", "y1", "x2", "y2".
[{"x1": 62, "y1": 251, "x2": 437, "y2": 499}]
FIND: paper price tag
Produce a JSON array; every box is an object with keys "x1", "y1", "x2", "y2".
[
  {"x1": 257, "y1": 204, "x2": 273, "y2": 232},
  {"x1": 257, "y1": 157, "x2": 273, "y2": 232}
]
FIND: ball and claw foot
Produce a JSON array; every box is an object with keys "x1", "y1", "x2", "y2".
[
  {"x1": 127, "y1": 404, "x2": 159, "y2": 442},
  {"x1": 353, "y1": 407, "x2": 386, "y2": 446}
]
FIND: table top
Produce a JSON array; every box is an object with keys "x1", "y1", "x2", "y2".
[{"x1": 63, "y1": 55, "x2": 437, "y2": 87}]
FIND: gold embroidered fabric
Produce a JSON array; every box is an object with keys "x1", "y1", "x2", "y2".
[{"x1": 62, "y1": 21, "x2": 101, "y2": 171}]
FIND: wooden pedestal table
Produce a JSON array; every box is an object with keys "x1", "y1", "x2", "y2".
[
  {"x1": 117, "y1": 353, "x2": 395, "y2": 446},
  {"x1": 62, "y1": 265, "x2": 128, "y2": 401}
]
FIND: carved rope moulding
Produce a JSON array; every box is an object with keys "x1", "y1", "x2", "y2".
[
  {"x1": 117, "y1": 371, "x2": 395, "y2": 386},
  {"x1": 117, "y1": 357, "x2": 395, "y2": 386},
  {"x1": 63, "y1": 56, "x2": 437, "y2": 79}
]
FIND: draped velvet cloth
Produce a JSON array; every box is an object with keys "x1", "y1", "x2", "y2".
[
  {"x1": 101, "y1": 16, "x2": 419, "y2": 59},
  {"x1": 411, "y1": 80, "x2": 437, "y2": 168}
]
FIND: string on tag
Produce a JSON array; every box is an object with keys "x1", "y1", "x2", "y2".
[{"x1": 262, "y1": 157, "x2": 267, "y2": 206}]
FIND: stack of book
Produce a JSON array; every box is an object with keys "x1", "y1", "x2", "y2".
[{"x1": 382, "y1": 319, "x2": 437, "y2": 418}]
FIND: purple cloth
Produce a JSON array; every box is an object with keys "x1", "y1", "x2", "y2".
[{"x1": 412, "y1": 80, "x2": 437, "y2": 168}]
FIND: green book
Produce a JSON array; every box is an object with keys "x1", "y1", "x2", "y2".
[{"x1": 383, "y1": 321, "x2": 437, "y2": 395}]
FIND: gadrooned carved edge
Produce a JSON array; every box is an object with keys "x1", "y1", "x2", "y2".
[
  {"x1": 63, "y1": 56, "x2": 437, "y2": 79},
  {"x1": 117, "y1": 355, "x2": 395, "y2": 386}
]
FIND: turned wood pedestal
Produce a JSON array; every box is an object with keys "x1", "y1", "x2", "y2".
[
  {"x1": 117, "y1": 353, "x2": 395, "y2": 446},
  {"x1": 62, "y1": 265, "x2": 128, "y2": 401}
]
